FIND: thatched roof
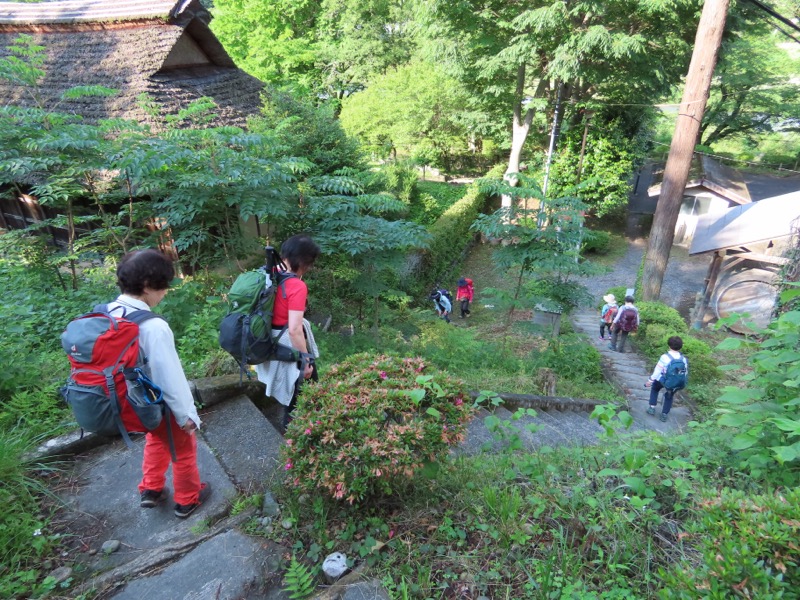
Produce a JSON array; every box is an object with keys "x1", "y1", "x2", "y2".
[{"x1": 0, "y1": 0, "x2": 264, "y2": 128}]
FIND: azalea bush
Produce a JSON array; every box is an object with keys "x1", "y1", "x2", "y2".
[{"x1": 282, "y1": 353, "x2": 473, "y2": 504}]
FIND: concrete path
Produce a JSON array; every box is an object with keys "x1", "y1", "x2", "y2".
[{"x1": 571, "y1": 310, "x2": 691, "y2": 434}]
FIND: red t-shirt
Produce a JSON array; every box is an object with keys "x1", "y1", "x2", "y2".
[{"x1": 272, "y1": 276, "x2": 307, "y2": 327}]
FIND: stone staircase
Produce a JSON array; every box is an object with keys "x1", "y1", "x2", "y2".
[
  {"x1": 38, "y1": 339, "x2": 679, "y2": 600},
  {"x1": 569, "y1": 309, "x2": 692, "y2": 433}
]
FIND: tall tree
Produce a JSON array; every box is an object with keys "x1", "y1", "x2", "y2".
[
  {"x1": 416, "y1": 0, "x2": 700, "y2": 186},
  {"x1": 210, "y1": 0, "x2": 319, "y2": 90},
  {"x1": 700, "y1": 30, "x2": 800, "y2": 146},
  {"x1": 338, "y1": 61, "x2": 471, "y2": 168},
  {"x1": 642, "y1": 0, "x2": 731, "y2": 301}
]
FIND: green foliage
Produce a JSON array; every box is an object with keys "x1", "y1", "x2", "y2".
[
  {"x1": 472, "y1": 175, "x2": 600, "y2": 323},
  {"x1": 580, "y1": 229, "x2": 612, "y2": 255},
  {"x1": 536, "y1": 335, "x2": 603, "y2": 383},
  {"x1": 249, "y1": 89, "x2": 363, "y2": 176},
  {"x1": 712, "y1": 303, "x2": 800, "y2": 477},
  {"x1": 282, "y1": 354, "x2": 473, "y2": 504},
  {"x1": 636, "y1": 301, "x2": 689, "y2": 339},
  {"x1": 550, "y1": 117, "x2": 652, "y2": 219},
  {"x1": 407, "y1": 182, "x2": 467, "y2": 226},
  {"x1": 658, "y1": 488, "x2": 800, "y2": 598},
  {"x1": 701, "y1": 24, "x2": 800, "y2": 148},
  {"x1": 282, "y1": 556, "x2": 317, "y2": 600},
  {"x1": 380, "y1": 162, "x2": 419, "y2": 205},
  {"x1": 0, "y1": 428, "x2": 59, "y2": 599},
  {"x1": 0, "y1": 250, "x2": 116, "y2": 403},
  {"x1": 421, "y1": 184, "x2": 487, "y2": 292},
  {"x1": 339, "y1": 61, "x2": 471, "y2": 167}
]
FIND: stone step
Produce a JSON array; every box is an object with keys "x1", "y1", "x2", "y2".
[
  {"x1": 110, "y1": 530, "x2": 284, "y2": 600},
  {"x1": 200, "y1": 394, "x2": 285, "y2": 490}
]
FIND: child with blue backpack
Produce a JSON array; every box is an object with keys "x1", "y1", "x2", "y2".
[{"x1": 644, "y1": 336, "x2": 688, "y2": 422}]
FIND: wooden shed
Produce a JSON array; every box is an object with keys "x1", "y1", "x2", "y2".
[
  {"x1": 0, "y1": 0, "x2": 264, "y2": 128},
  {"x1": 647, "y1": 155, "x2": 752, "y2": 247},
  {"x1": 689, "y1": 191, "x2": 800, "y2": 331}
]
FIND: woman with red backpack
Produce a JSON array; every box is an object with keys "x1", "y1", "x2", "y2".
[{"x1": 456, "y1": 277, "x2": 474, "y2": 319}]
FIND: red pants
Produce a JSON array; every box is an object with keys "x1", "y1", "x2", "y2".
[{"x1": 137, "y1": 417, "x2": 201, "y2": 505}]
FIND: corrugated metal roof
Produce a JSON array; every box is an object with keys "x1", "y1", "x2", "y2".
[
  {"x1": 689, "y1": 191, "x2": 800, "y2": 255},
  {"x1": 0, "y1": 1, "x2": 190, "y2": 25},
  {"x1": 648, "y1": 155, "x2": 752, "y2": 205}
]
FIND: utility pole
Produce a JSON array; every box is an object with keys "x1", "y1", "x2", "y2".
[{"x1": 640, "y1": 0, "x2": 730, "y2": 301}]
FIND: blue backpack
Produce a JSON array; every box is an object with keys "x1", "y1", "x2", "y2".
[{"x1": 661, "y1": 354, "x2": 688, "y2": 391}]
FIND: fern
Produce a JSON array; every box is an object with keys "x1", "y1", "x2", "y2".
[{"x1": 283, "y1": 556, "x2": 316, "y2": 600}]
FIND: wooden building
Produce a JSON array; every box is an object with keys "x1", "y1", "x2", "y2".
[
  {"x1": 630, "y1": 155, "x2": 752, "y2": 247},
  {"x1": 0, "y1": 0, "x2": 265, "y2": 241},
  {"x1": 689, "y1": 191, "x2": 800, "y2": 331}
]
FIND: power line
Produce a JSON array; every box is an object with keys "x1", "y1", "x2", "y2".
[
  {"x1": 649, "y1": 139, "x2": 800, "y2": 173},
  {"x1": 742, "y1": 0, "x2": 800, "y2": 43}
]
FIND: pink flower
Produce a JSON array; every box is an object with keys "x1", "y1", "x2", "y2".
[
  {"x1": 379, "y1": 371, "x2": 388, "y2": 380},
  {"x1": 286, "y1": 438, "x2": 293, "y2": 446},
  {"x1": 389, "y1": 529, "x2": 395, "y2": 539},
  {"x1": 284, "y1": 462, "x2": 293, "y2": 470},
  {"x1": 304, "y1": 428, "x2": 312, "y2": 435},
  {"x1": 454, "y1": 398, "x2": 463, "y2": 406}
]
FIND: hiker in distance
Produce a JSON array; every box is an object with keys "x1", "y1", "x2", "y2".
[
  {"x1": 430, "y1": 287, "x2": 452, "y2": 323},
  {"x1": 645, "y1": 336, "x2": 689, "y2": 422},
  {"x1": 110, "y1": 250, "x2": 210, "y2": 518},
  {"x1": 256, "y1": 234, "x2": 321, "y2": 432},
  {"x1": 456, "y1": 277, "x2": 474, "y2": 318},
  {"x1": 608, "y1": 295, "x2": 639, "y2": 353},
  {"x1": 599, "y1": 293, "x2": 618, "y2": 340}
]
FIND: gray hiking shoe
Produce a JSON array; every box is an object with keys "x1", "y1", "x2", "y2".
[{"x1": 646, "y1": 406, "x2": 656, "y2": 416}]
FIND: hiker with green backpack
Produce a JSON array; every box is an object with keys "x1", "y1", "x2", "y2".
[{"x1": 219, "y1": 235, "x2": 321, "y2": 431}]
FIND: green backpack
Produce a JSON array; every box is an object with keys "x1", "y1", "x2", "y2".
[{"x1": 218, "y1": 248, "x2": 298, "y2": 373}]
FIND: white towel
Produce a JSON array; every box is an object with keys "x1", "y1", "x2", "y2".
[{"x1": 255, "y1": 319, "x2": 319, "y2": 406}]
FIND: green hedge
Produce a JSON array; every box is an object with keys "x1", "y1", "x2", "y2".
[
  {"x1": 635, "y1": 302, "x2": 719, "y2": 385},
  {"x1": 417, "y1": 184, "x2": 488, "y2": 292}
]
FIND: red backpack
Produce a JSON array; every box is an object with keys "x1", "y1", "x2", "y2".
[
  {"x1": 603, "y1": 305, "x2": 618, "y2": 324},
  {"x1": 60, "y1": 305, "x2": 174, "y2": 456}
]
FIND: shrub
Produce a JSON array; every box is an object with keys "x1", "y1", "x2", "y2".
[
  {"x1": 580, "y1": 230, "x2": 612, "y2": 255},
  {"x1": 282, "y1": 354, "x2": 473, "y2": 504},
  {"x1": 537, "y1": 335, "x2": 603, "y2": 383},
  {"x1": 637, "y1": 301, "x2": 688, "y2": 339},
  {"x1": 418, "y1": 184, "x2": 487, "y2": 292},
  {"x1": 658, "y1": 488, "x2": 800, "y2": 598}
]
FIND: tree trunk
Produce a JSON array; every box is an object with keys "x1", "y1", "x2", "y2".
[
  {"x1": 641, "y1": 0, "x2": 730, "y2": 301},
  {"x1": 504, "y1": 64, "x2": 534, "y2": 206}
]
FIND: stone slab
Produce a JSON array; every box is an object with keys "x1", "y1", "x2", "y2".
[
  {"x1": 111, "y1": 530, "x2": 283, "y2": 600},
  {"x1": 341, "y1": 580, "x2": 392, "y2": 600},
  {"x1": 200, "y1": 395, "x2": 285, "y2": 491},
  {"x1": 62, "y1": 434, "x2": 237, "y2": 573},
  {"x1": 193, "y1": 374, "x2": 263, "y2": 408}
]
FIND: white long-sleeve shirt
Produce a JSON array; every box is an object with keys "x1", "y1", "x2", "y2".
[
  {"x1": 649, "y1": 349, "x2": 688, "y2": 382},
  {"x1": 106, "y1": 295, "x2": 201, "y2": 429}
]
